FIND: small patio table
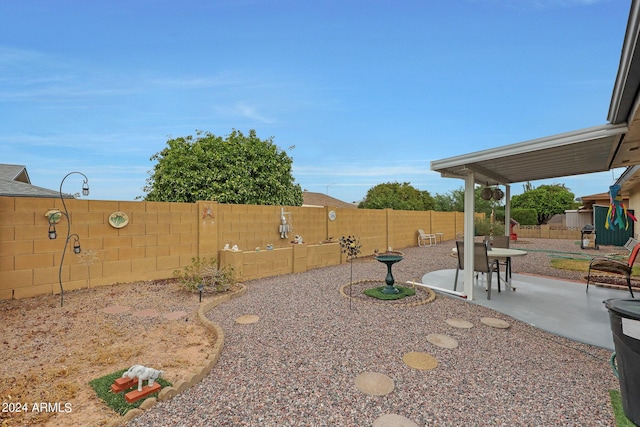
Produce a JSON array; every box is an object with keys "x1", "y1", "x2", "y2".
[{"x1": 452, "y1": 246, "x2": 527, "y2": 290}]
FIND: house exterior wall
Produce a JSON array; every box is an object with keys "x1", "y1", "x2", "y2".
[{"x1": 628, "y1": 186, "x2": 640, "y2": 239}]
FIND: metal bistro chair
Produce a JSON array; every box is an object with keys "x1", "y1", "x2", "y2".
[
  {"x1": 484, "y1": 235, "x2": 512, "y2": 282},
  {"x1": 454, "y1": 241, "x2": 502, "y2": 299},
  {"x1": 586, "y1": 243, "x2": 639, "y2": 298}
]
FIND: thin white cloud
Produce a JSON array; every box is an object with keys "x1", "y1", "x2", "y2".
[{"x1": 214, "y1": 101, "x2": 275, "y2": 124}]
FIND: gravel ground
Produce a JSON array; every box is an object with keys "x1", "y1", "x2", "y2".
[{"x1": 129, "y1": 238, "x2": 622, "y2": 427}]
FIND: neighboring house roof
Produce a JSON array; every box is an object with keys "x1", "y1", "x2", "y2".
[
  {"x1": 576, "y1": 192, "x2": 628, "y2": 210},
  {"x1": 302, "y1": 191, "x2": 357, "y2": 209},
  {"x1": 0, "y1": 164, "x2": 30, "y2": 183},
  {"x1": 0, "y1": 164, "x2": 64, "y2": 198}
]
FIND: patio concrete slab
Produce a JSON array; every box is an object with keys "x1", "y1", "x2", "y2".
[{"x1": 422, "y1": 269, "x2": 631, "y2": 350}]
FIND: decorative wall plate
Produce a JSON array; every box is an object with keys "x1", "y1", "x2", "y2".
[
  {"x1": 109, "y1": 211, "x2": 129, "y2": 228},
  {"x1": 328, "y1": 210, "x2": 336, "y2": 221},
  {"x1": 45, "y1": 209, "x2": 62, "y2": 224}
]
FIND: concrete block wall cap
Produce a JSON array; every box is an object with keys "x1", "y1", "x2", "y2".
[
  {"x1": 157, "y1": 386, "x2": 177, "y2": 401},
  {"x1": 123, "y1": 408, "x2": 143, "y2": 422},
  {"x1": 194, "y1": 366, "x2": 207, "y2": 382},
  {"x1": 185, "y1": 373, "x2": 199, "y2": 388},
  {"x1": 173, "y1": 379, "x2": 188, "y2": 393},
  {"x1": 139, "y1": 397, "x2": 157, "y2": 410},
  {"x1": 205, "y1": 359, "x2": 215, "y2": 372}
]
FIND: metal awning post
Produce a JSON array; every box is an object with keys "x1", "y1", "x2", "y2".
[
  {"x1": 464, "y1": 171, "x2": 475, "y2": 300},
  {"x1": 505, "y1": 184, "x2": 511, "y2": 237}
]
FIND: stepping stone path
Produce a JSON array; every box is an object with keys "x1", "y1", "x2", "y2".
[
  {"x1": 132, "y1": 308, "x2": 161, "y2": 318},
  {"x1": 480, "y1": 317, "x2": 510, "y2": 329},
  {"x1": 373, "y1": 413, "x2": 419, "y2": 427},
  {"x1": 446, "y1": 318, "x2": 473, "y2": 329},
  {"x1": 164, "y1": 311, "x2": 187, "y2": 320},
  {"x1": 354, "y1": 372, "x2": 395, "y2": 396},
  {"x1": 103, "y1": 305, "x2": 188, "y2": 321},
  {"x1": 235, "y1": 314, "x2": 260, "y2": 324},
  {"x1": 427, "y1": 333, "x2": 458, "y2": 349},
  {"x1": 402, "y1": 351, "x2": 438, "y2": 370},
  {"x1": 103, "y1": 305, "x2": 131, "y2": 314}
]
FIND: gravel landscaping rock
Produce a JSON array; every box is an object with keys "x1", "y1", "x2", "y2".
[{"x1": 129, "y1": 238, "x2": 620, "y2": 426}]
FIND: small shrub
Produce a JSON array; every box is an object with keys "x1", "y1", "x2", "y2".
[
  {"x1": 174, "y1": 257, "x2": 236, "y2": 294},
  {"x1": 474, "y1": 218, "x2": 505, "y2": 236}
]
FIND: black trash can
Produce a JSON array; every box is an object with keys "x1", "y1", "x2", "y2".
[{"x1": 605, "y1": 298, "x2": 640, "y2": 425}]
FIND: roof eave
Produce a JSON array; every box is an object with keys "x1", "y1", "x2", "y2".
[{"x1": 608, "y1": 0, "x2": 640, "y2": 124}]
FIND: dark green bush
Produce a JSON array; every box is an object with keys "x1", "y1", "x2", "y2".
[
  {"x1": 474, "y1": 218, "x2": 505, "y2": 236},
  {"x1": 512, "y1": 208, "x2": 538, "y2": 225}
]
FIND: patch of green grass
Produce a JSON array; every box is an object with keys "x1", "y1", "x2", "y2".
[
  {"x1": 89, "y1": 368, "x2": 172, "y2": 416},
  {"x1": 550, "y1": 258, "x2": 640, "y2": 277},
  {"x1": 550, "y1": 258, "x2": 590, "y2": 272},
  {"x1": 609, "y1": 389, "x2": 637, "y2": 426},
  {"x1": 363, "y1": 285, "x2": 415, "y2": 300}
]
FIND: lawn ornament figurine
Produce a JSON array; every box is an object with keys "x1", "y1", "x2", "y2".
[
  {"x1": 122, "y1": 364, "x2": 164, "y2": 392},
  {"x1": 605, "y1": 184, "x2": 637, "y2": 231},
  {"x1": 279, "y1": 214, "x2": 290, "y2": 239}
]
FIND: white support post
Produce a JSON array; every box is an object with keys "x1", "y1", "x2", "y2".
[
  {"x1": 505, "y1": 184, "x2": 511, "y2": 237},
  {"x1": 464, "y1": 172, "x2": 475, "y2": 300}
]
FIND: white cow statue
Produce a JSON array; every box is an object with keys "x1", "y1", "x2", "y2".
[{"x1": 122, "y1": 364, "x2": 164, "y2": 392}]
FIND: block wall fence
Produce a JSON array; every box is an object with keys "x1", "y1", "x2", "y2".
[{"x1": 0, "y1": 195, "x2": 478, "y2": 300}]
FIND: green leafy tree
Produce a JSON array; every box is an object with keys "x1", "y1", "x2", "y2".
[
  {"x1": 433, "y1": 187, "x2": 500, "y2": 217},
  {"x1": 142, "y1": 129, "x2": 303, "y2": 205},
  {"x1": 511, "y1": 184, "x2": 579, "y2": 225},
  {"x1": 358, "y1": 182, "x2": 434, "y2": 210}
]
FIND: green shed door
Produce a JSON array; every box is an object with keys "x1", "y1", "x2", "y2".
[{"x1": 594, "y1": 205, "x2": 635, "y2": 247}]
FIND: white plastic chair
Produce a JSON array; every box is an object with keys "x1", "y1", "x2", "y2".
[{"x1": 417, "y1": 229, "x2": 436, "y2": 247}]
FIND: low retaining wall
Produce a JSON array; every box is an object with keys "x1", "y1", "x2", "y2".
[{"x1": 218, "y1": 242, "x2": 342, "y2": 281}]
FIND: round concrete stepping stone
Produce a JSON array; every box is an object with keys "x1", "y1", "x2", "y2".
[
  {"x1": 373, "y1": 413, "x2": 419, "y2": 427},
  {"x1": 235, "y1": 314, "x2": 260, "y2": 324},
  {"x1": 354, "y1": 372, "x2": 395, "y2": 396},
  {"x1": 164, "y1": 311, "x2": 188, "y2": 320},
  {"x1": 427, "y1": 333, "x2": 458, "y2": 349},
  {"x1": 446, "y1": 318, "x2": 473, "y2": 329},
  {"x1": 132, "y1": 308, "x2": 160, "y2": 318},
  {"x1": 480, "y1": 317, "x2": 510, "y2": 329},
  {"x1": 402, "y1": 352, "x2": 438, "y2": 370},
  {"x1": 103, "y1": 305, "x2": 131, "y2": 314}
]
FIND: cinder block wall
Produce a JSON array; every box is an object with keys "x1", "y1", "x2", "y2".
[
  {"x1": 1, "y1": 196, "x2": 470, "y2": 300},
  {"x1": 0, "y1": 197, "x2": 201, "y2": 299}
]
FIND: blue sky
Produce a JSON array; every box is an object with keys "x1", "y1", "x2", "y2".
[{"x1": 0, "y1": 0, "x2": 631, "y2": 203}]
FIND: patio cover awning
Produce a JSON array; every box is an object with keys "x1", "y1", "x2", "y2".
[
  {"x1": 428, "y1": 0, "x2": 640, "y2": 300},
  {"x1": 430, "y1": 123, "x2": 629, "y2": 186}
]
